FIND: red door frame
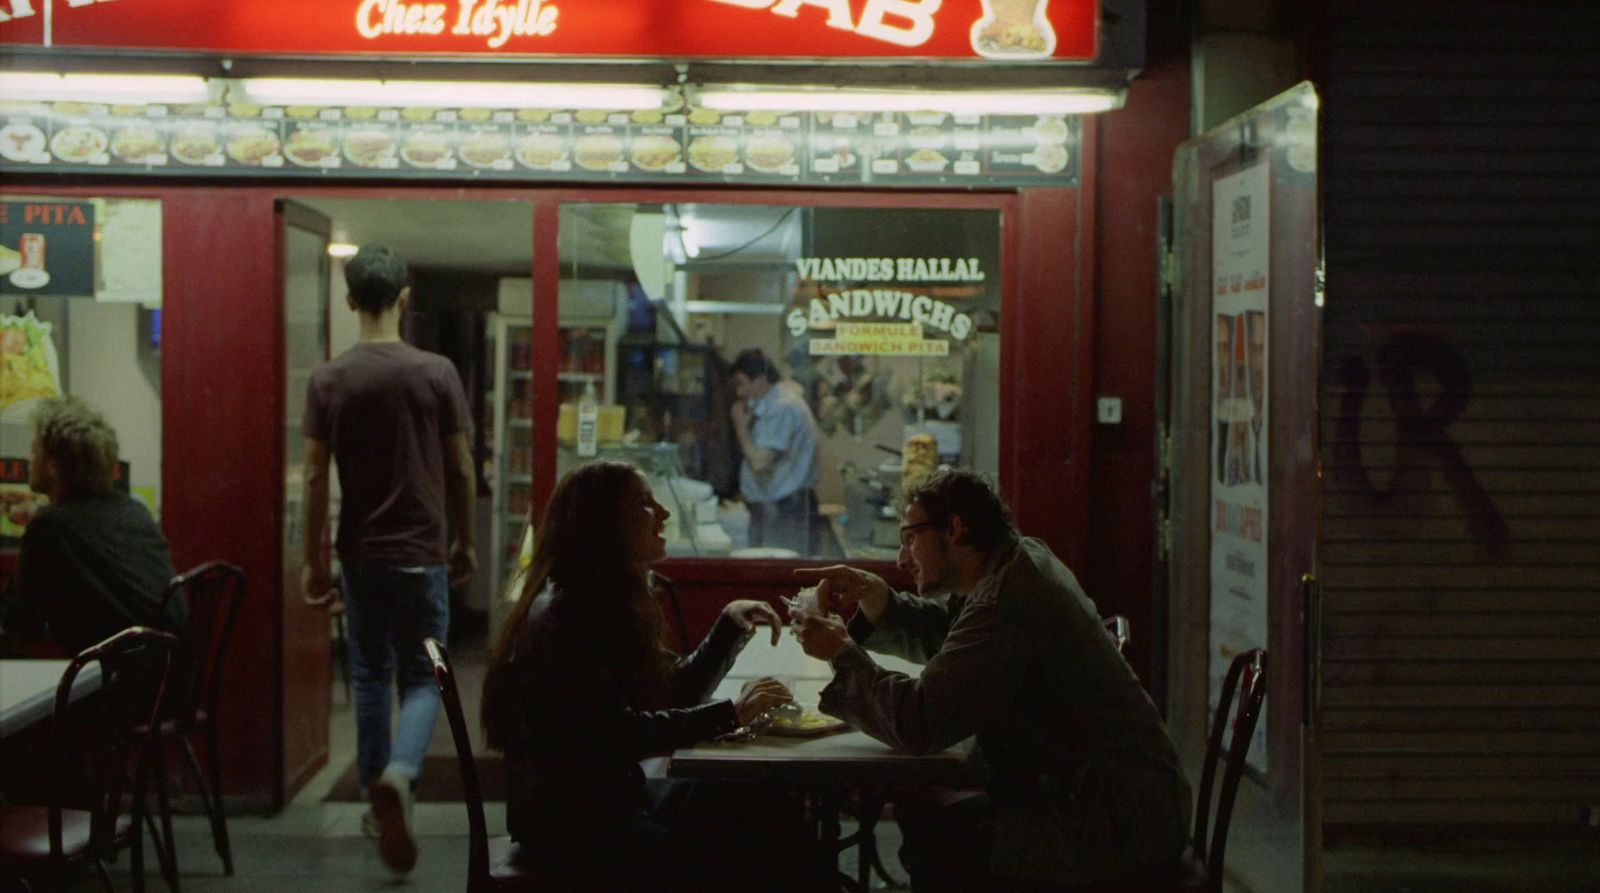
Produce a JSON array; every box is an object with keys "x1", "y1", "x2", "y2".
[{"x1": 1, "y1": 167, "x2": 1096, "y2": 806}]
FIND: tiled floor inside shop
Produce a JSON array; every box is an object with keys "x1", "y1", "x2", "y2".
[{"x1": 42, "y1": 630, "x2": 1600, "y2": 892}]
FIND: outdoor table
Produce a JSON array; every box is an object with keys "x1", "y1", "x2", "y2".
[
  {"x1": 0, "y1": 659, "x2": 102, "y2": 740},
  {"x1": 670, "y1": 630, "x2": 975, "y2": 892}
]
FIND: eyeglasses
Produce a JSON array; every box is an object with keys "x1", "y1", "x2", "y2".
[{"x1": 898, "y1": 521, "x2": 940, "y2": 549}]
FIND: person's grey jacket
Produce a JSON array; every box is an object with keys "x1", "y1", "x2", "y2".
[{"x1": 819, "y1": 537, "x2": 1191, "y2": 885}]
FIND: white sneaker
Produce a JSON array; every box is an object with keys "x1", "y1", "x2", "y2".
[{"x1": 369, "y1": 768, "x2": 418, "y2": 874}]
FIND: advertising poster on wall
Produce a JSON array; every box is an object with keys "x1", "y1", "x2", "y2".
[{"x1": 1209, "y1": 161, "x2": 1270, "y2": 773}]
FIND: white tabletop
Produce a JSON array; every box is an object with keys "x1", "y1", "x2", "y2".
[
  {"x1": 670, "y1": 628, "x2": 974, "y2": 787},
  {"x1": 0, "y1": 659, "x2": 102, "y2": 739}
]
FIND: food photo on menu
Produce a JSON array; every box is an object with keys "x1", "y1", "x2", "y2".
[
  {"x1": 344, "y1": 125, "x2": 399, "y2": 168},
  {"x1": 50, "y1": 122, "x2": 109, "y2": 164},
  {"x1": 400, "y1": 127, "x2": 455, "y2": 169},
  {"x1": 284, "y1": 124, "x2": 340, "y2": 167},
  {"x1": 745, "y1": 133, "x2": 797, "y2": 175},
  {"x1": 459, "y1": 127, "x2": 512, "y2": 169},
  {"x1": 572, "y1": 130, "x2": 623, "y2": 172},
  {"x1": 0, "y1": 120, "x2": 48, "y2": 163},
  {"x1": 630, "y1": 131, "x2": 682, "y2": 173},
  {"x1": 110, "y1": 122, "x2": 166, "y2": 164},
  {"x1": 516, "y1": 130, "x2": 568, "y2": 170},
  {"x1": 170, "y1": 122, "x2": 223, "y2": 165},
  {"x1": 687, "y1": 133, "x2": 738, "y2": 173},
  {"x1": 226, "y1": 123, "x2": 282, "y2": 166}
]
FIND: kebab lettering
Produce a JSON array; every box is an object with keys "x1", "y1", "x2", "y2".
[{"x1": 706, "y1": 0, "x2": 940, "y2": 49}]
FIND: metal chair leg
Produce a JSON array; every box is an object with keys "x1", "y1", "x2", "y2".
[
  {"x1": 92, "y1": 860, "x2": 117, "y2": 893},
  {"x1": 181, "y1": 733, "x2": 232, "y2": 874},
  {"x1": 151, "y1": 746, "x2": 181, "y2": 892}
]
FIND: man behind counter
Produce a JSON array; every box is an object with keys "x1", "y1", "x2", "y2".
[
  {"x1": 729, "y1": 347, "x2": 820, "y2": 555},
  {"x1": 0, "y1": 396, "x2": 186, "y2": 657}
]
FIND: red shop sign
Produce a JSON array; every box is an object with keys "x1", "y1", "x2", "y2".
[{"x1": 0, "y1": 0, "x2": 1098, "y2": 61}]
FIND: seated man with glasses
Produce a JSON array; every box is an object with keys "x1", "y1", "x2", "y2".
[{"x1": 794, "y1": 469, "x2": 1190, "y2": 892}]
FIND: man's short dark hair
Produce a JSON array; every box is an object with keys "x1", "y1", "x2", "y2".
[
  {"x1": 731, "y1": 348, "x2": 779, "y2": 383},
  {"x1": 344, "y1": 243, "x2": 410, "y2": 315},
  {"x1": 32, "y1": 396, "x2": 119, "y2": 498},
  {"x1": 905, "y1": 468, "x2": 1018, "y2": 553}
]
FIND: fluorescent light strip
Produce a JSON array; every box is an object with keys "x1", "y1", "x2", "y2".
[
  {"x1": 698, "y1": 88, "x2": 1122, "y2": 116},
  {"x1": 238, "y1": 78, "x2": 665, "y2": 110},
  {"x1": 0, "y1": 73, "x2": 211, "y2": 104},
  {"x1": 683, "y1": 301, "x2": 786, "y2": 315},
  {"x1": 327, "y1": 242, "x2": 359, "y2": 259}
]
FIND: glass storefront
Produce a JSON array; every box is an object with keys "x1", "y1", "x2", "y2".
[
  {"x1": 548, "y1": 201, "x2": 1002, "y2": 560},
  {"x1": 1, "y1": 196, "x2": 163, "y2": 543}
]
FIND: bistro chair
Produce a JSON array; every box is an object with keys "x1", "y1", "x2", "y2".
[
  {"x1": 146, "y1": 561, "x2": 246, "y2": 879},
  {"x1": 1103, "y1": 615, "x2": 1132, "y2": 653},
  {"x1": 0, "y1": 626, "x2": 179, "y2": 893},
  {"x1": 1184, "y1": 648, "x2": 1268, "y2": 893},
  {"x1": 423, "y1": 637, "x2": 546, "y2": 893},
  {"x1": 1067, "y1": 648, "x2": 1266, "y2": 893}
]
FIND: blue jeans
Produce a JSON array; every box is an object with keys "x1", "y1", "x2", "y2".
[{"x1": 340, "y1": 561, "x2": 450, "y2": 790}]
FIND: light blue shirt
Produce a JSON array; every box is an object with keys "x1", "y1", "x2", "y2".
[{"x1": 738, "y1": 383, "x2": 819, "y2": 504}]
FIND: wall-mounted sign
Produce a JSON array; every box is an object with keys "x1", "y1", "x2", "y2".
[
  {"x1": 0, "y1": 0, "x2": 1098, "y2": 61},
  {"x1": 0, "y1": 100, "x2": 1080, "y2": 187},
  {"x1": 0, "y1": 198, "x2": 95, "y2": 296}
]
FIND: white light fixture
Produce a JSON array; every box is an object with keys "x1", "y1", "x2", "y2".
[
  {"x1": 0, "y1": 72, "x2": 211, "y2": 104},
  {"x1": 697, "y1": 87, "x2": 1123, "y2": 116},
  {"x1": 327, "y1": 242, "x2": 359, "y2": 259},
  {"x1": 237, "y1": 78, "x2": 666, "y2": 110}
]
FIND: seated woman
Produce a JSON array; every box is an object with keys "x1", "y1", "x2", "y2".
[{"x1": 481, "y1": 459, "x2": 827, "y2": 892}]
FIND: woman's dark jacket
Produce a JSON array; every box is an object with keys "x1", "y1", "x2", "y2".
[{"x1": 499, "y1": 584, "x2": 747, "y2": 844}]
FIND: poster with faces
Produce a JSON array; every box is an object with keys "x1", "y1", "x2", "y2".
[{"x1": 1209, "y1": 161, "x2": 1270, "y2": 774}]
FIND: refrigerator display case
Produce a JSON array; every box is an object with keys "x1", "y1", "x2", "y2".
[{"x1": 486, "y1": 279, "x2": 629, "y2": 616}]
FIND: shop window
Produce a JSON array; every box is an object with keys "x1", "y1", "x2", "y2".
[
  {"x1": 543, "y1": 202, "x2": 1001, "y2": 560},
  {"x1": 1, "y1": 196, "x2": 163, "y2": 544}
]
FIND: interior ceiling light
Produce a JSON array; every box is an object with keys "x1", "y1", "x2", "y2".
[
  {"x1": 237, "y1": 78, "x2": 667, "y2": 110},
  {"x1": 697, "y1": 87, "x2": 1123, "y2": 116},
  {"x1": 0, "y1": 73, "x2": 212, "y2": 104},
  {"x1": 327, "y1": 242, "x2": 359, "y2": 258}
]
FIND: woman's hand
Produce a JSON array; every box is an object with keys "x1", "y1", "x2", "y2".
[
  {"x1": 723, "y1": 599, "x2": 783, "y2": 646},
  {"x1": 733, "y1": 676, "x2": 794, "y2": 727}
]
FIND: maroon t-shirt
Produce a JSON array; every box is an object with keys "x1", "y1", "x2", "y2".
[{"x1": 303, "y1": 341, "x2": 470, "y2": 565}]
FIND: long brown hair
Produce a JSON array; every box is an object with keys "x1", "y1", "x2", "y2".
[{"x1": 480, "y1": 460, "x2": 674, "y2": 751}]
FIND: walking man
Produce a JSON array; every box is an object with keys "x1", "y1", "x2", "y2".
[{"x1": 301, "y1": 243, "x2": 476, "y2": 875}]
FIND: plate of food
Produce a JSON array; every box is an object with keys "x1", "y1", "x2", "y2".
[
  {"x1": 459, "y1": 130, "x2": 511, "y2": 168},
  {"x1": 1035, "y1": 115, "x2": 1069, "y2": 144},
  {"x1": 767, "y1": 703, "x2": 849, "y2": 738},
  {"x1": 744, "y1": 135, "x2": 795, "y2": 173},
  {"x1": 226, "y1": 125, "x2": 281, "y2": 165},
  {"x1": 1033, "y1": 141, "x2": 1069, "y2": 174},
  {"x1": 0, "y1": 122, "x2": 46, "y2": 162},
  {"x1": 572, "y1": 133, "x2": 623, "y2": 171},
  {"x1": 110, "y1": 125, "x2": 165, "y2": 163},
  {"x1": 516, "y1": 132, "x2": 567, "y2": 168},
  {"x1": 687, "y1": 134, "x2": 737, "y2": 172},
  {"x1": 630, "y1": 133, "x2": 681, "y2": 171},
  {"x1": 170, "y1": 124, "x2": 221, "y2": 165},
  {"x1": 49, "y1": 124, "x2": 107, "y2": 162},
  {"x1": 284, "y1": 127, "x2": 339, "y2": 167},
  {"x1": 344, "y1": 128, "x2": 397, "y2": 167},
  {"x1": 905, "y1": 147, "x2": 949, "y2": 173},
  {"x1": 400, "y1": 132, "x2": 452, "y2": 167}
]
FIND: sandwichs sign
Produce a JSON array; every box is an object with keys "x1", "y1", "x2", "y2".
[{"x1": 0, "y1": 0, "x2": 1099, "y2": 61}]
